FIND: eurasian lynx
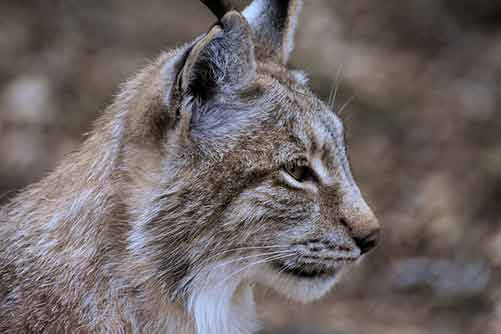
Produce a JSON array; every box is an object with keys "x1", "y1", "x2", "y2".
[{"x1": 0, "y1": 1, "x2": 380, "y2": 333}]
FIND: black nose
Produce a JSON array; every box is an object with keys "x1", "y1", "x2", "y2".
[{"x1": 353, "y1": 229, "x2": 381, "y2": 254}]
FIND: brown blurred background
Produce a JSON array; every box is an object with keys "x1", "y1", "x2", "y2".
[{"x1": 1, "y1": 1, "x2": 501, "y2": 333}]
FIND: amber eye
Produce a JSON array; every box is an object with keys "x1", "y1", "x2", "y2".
[{"x1": 285, "y1": 163, "x2": 316, "y2": 182}]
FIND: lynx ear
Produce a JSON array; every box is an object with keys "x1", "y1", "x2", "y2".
[
  {"x1": 180, "y1": 11, "x2": 257, "y2": 101},
  {"x1": 243, "y1": 0, "x2": 303, "y2": 65}
]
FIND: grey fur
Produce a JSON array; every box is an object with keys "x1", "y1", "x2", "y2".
[{"x1": 0, "y1": 2, "x2": 380, "y2": 334}]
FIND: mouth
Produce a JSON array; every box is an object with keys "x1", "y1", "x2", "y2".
[
  {"x1": 271, "y1": 259, "x2": 343, "y2": 279},
  {"x1": 257, "y1": 256, "x2": 358, "y2": 303}
]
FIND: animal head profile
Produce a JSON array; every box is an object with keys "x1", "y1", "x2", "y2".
[
  {"x1": 126, "y1": 0, "x2": 381, "y2": 302},
  {"x1": 0, "y1": 1, "x2": 381, "y2": 333}
]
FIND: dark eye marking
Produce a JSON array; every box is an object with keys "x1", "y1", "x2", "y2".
[{"x1": 284, "y1": 162, "x2": 318, "y2": 183}]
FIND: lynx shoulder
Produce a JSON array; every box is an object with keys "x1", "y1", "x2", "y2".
[{"x1": 0, "y1": 1, "x2": 380, "y2": 333}]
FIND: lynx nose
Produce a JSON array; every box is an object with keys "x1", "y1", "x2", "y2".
[
  {"x1": 336, "y1": 187, "x2": 381, "y2": 255},
  {"x1": 353, "y1": 228, "x2": 381, "y2": 254}
]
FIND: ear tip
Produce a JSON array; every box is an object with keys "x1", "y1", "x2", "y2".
[
  {"x1": 243, "y1": 0, "x2": 304, "y2": 65},
  {"x1": 200, "y1": 0, "x2": 233, "y2": 21}
]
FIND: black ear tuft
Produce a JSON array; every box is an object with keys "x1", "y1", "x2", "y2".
[
  {"x1": 243, "y1": 0, "x2": 303, "y2": 64},
  {"x1": 200, "y1": 0, "x2": 233, "y2": 21}
]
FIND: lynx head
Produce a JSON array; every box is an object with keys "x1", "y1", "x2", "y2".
[{"x1": 120, "y1": 0, "x2": 380, "y2": 309}]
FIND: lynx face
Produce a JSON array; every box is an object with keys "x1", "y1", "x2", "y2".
[
  {"x1": 238, "y1": 91, "x2": 379, "y2": 302},
  {"x1": 123, "y1": 2, "x2": 380, "y2": 305},
  {"x1": 178, "y1": 69, "x2": 379, "y2": 303}
]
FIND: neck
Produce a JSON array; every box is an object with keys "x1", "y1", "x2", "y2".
[
  {"x1": 1, "y1": 105, "x2": 262, "y2": 333},
  {"x1": 117, "y1": 278, "x2": 260, "y2": 334},
  {"x1": 187, "y1": 277, "x2": 260, "y2": 334}
]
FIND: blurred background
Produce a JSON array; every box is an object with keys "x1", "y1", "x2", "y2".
[{"x1": 1, "y1": 1, "x2": 501, "y2": 333}]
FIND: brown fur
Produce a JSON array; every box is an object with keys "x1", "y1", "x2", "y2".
[{"x1": 0, "y1": 1, "x2": 380, "y2": 333}]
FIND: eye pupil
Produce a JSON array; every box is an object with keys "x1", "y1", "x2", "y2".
[{"x1": 288, "y1": 165, "x2": 307, "y2": 181}]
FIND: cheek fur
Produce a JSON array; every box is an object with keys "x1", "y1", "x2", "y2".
[{"x1": 224, "y1": 183, "x2": 316, "y2": 236}]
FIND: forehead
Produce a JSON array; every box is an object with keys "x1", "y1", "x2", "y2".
[
  {"x1": 260, "y1": 64, "x2": 344, "y2": 147},
  {"x1": 193, "y1": 65, "x2": 345, "y2": 162},
  {"x1": 256, "y1": 66, "x2": 345, "y2": 152},
  {"x1": 296, "y1": 104, "x2": 345, "y2": 153}
]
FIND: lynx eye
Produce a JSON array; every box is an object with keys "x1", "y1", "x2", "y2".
[{"x1": 285, "y1": 163, "x2": 316, "y2": 183}]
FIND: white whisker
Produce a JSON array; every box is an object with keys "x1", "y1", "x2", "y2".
[
  {"x1": 214, "y1": 253, "x2": 296, "y2": 289},
  {"x1": 338, "y1": 95, "x2": 354, "y2": 116},
  {"x1": 199, "y1": 250, "x2": 294, "y2": 292},
  {"x1": 201, "y1": 245, "x2": 289, "y2": 265},
  {"x1": 331, "y1": 65, "x2": 344, "y2": 109},
  {"x1": 212, "y1": 250, "x2": 294, "y2": 270}
]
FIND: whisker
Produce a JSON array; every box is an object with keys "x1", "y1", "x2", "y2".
[
  {"x1": 199, "y1": 250, "x2": 294, "y2": 291},
  {"x1": 269, "y1": 259, "x2": 295, "y2": 286},
  {"x1": 200, "y1": 245, "x2": 290, "y2": 265},
  {"x1": 214, "y1": 253, "x2": 296, "y2": 289},
  {"x1": 328, "y1": 84, "x2": 335, "y2": 108},
  {"x1": 331, "y1": 65, "x2": 344, "y2": 109},
  {"x1": 209, "y1": 250, "x2": 294, "y2": 271},
  {"x1": 338, "y1": 95, "x2": 354, "y2": 116}
]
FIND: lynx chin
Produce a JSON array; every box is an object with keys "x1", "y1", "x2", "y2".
[{"x1": 0, "y1": 0, "x2": 381, "y2": 333}]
